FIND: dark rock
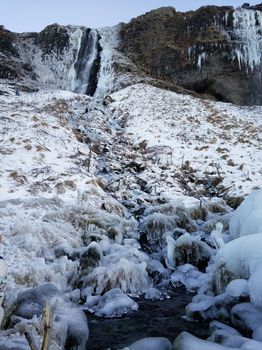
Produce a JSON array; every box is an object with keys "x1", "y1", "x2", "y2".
[
  {"x1": 119, "y1": 5, "x2": 262, "y2": 105},
  {"x1": 0, "y1": 26, "x2": 17, "y2": 55},
  {"x1": 38, "y1": 24, "x2": 70, "y2": 56}
]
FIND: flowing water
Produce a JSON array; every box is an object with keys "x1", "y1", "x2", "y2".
[{"x1": 86, "y1": 287, "x2": 209, "y2": 350}]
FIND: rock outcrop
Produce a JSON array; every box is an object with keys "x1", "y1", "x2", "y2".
[
  {"x1": 0, "y1": 24, "x2": 101, "y2": 95},
  {"x1": 2, "y1": 4, "x2": 262, "y2": 104},
  {"x1": 119, "y1": 5, "x2": 262, "y2": 105}
]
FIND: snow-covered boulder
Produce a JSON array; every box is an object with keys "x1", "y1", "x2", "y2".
[{"x1": 229, "y1": 190, "x2": 262, "y2": 240}]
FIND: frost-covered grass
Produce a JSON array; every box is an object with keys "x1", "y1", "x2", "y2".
[{"x1": 109, "y1": 83, "x2": 262, "y2": 199}]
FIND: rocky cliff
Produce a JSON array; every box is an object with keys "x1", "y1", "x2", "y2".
[
  {"x1": 119, "y1": 4, "x2": 262, "y2": 105},
  {"x1": 1, "y1": 4, "x2": 262, "y2": 105},
  {"x1": 0, "y1": 24, "x2": 101, "y2": 95}
]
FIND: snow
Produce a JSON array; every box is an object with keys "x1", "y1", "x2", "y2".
[
  {"x1": 229, "y1": 190, "x2": 262, "y2": 240},
  {"x1": 109, "y1": 83, "x2": 262, "y2": 199}
]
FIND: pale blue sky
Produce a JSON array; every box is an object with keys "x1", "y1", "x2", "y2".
[{"x1": 0, "y1": 0, "x2": 258, "y2": 33}]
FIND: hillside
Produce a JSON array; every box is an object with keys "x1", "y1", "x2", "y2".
[{"x1": 0, "y1": 4, "x2": 262, "y2": 350}]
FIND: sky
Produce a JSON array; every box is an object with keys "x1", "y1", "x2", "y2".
[{"x1": 0, "y1": 0, "x2": 259, "y2": 33}]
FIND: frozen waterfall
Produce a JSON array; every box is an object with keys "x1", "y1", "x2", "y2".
[{"x1": 233, "y1": 8, "x2": 262, "y2": 72}]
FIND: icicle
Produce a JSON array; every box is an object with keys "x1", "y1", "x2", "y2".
[{"x1": 211, "y1": 222, "x2": 225, "y2": 249}]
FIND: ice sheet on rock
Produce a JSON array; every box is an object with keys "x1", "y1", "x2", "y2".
[
  {"x1": 174, "y1": 331, "x2": 239, "y2": 350},
  {"x1": 233, "y1": 8, "x2": 262, "y2": 72},
  {"x1": 126, "y1": 337, "x2": 172, "y2": 350},
  {"x1": 230, "y1": 302, "x2": 262, "y2": 333},
  {"x1": 225, "y1": 279, "x2": 249, "y2": 298},
  {"x1": 144, "y1": 287, "x2": 162, "y2": 301},
  {"x1": 229, "y1": 190, "x2": 262, "y2": 240},
  {"x1": 86, "y1": 288, "x2": 138, "y2": 317},
  {"x1": 166, "y1": 233, "x2": 213, "y2": 269},
  {"x1": 210, "y1": 233, "x2": 262, "y2": 304},
  {"x1": 171, "y1": 264, "x2": 206, "y2": 291}
]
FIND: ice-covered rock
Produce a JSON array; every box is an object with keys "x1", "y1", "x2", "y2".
[
  {"x1": 171, "y1": 264, "x2": 206, "y2": 291},
  {"x1": 126, "y1": 337, "x2": 172, "y2": 350},
  {"x1": 210, "y1": 233, "x2": 262, "y2": 304},
  {"x1": 144, "y1": 287, "x2": 162, "y2": 301},
  {"x1": 0, "y1": 336, "x2": 30, "y2": 350},
  {"x1": 230, "y1": 302, "x2": 262, "y2": 333},
  {"x1": 229, "y1": 190, "x2": 262, "y2": 240},
  {"x1": 165, "y1": 233, "x2": 213, "y2": 269},
  {"x1": 174, "y1": 331, "x2": 238, "y2": 350},
  {"x1": 225, "y1": 279, "x2": 249, "y2": 299},
  {"x1": 14, "y1": 283, "x2": 89, "y2": 350},
  {"x1": 78, "y1": 242, "x2": 103, "y2": 277},
  {"x1": 85, "y1": 288, "x2": 138, "y2": 317}
]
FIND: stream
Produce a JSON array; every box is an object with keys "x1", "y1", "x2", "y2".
[{"x1": 86, "y1": 287, "x2": 210, "y2": 349}]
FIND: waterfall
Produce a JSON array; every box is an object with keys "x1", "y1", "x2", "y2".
[
  {"x1": 70, "y1": 28, "x2": 100, "y2": 95},
  {"x1": 233, "y1": 8, "x2": 262, "y2": 72},
  {"x1": 94, "y1": 25, "x2": 120, "y2": 100}
]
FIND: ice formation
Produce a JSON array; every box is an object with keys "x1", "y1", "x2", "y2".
[
  {"x1": 70, "y1": 29, "x2": 100, "y2": 95},
  {"x1": 166, "y1": 233, "x2": 213, "y2": 269},
  {"x1": 126, "y1": 337, "x2": 172, "y2": 350},
  {"x1": 210, "y1": 233, "x2": 262, "y2": 302},
  {"x1": 84, "y1": 288, "x2": 138, "y2": 317},
  {"x1": 171, "y1": 264, "x2": 206, "y2": 291},
  {"x1": 233, "y1": 8, "x2": 262, "y2": 72},
  {"x1": 229, "y1": 190, "x2": 262, "y2": 240},
  {"x1": 84, "y1": 258, "x2": 151, "y2": 296}
]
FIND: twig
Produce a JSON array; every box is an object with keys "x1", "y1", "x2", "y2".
[
  {"x1": 41, "y1": 303, "x2": 52, "y2": 350},
  {"x1": 24, "y1": 331, "x2": 39, "y2": 350}
]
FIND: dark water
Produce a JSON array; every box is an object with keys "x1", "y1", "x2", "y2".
[{"x1": 86, "y1": 288, "x2": 210, "y2": 350}]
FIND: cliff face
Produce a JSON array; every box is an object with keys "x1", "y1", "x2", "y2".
[
  {"x1": 0, "y1": 24, "x2": 101, "y2": 95},
  {"x1": 1, "y1": 5, "x2": 262, "y2": 105},
  {"x1": 119, "y1": 5, "x2": 262, "y2": 105}
]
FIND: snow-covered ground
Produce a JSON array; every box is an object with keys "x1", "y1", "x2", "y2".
[
  {"x1": 109, "y1": 83, "x2": 262, "y2": 199},
  {"x1": 0, "y1": 81, "x2": 262, "y2": 349}
]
